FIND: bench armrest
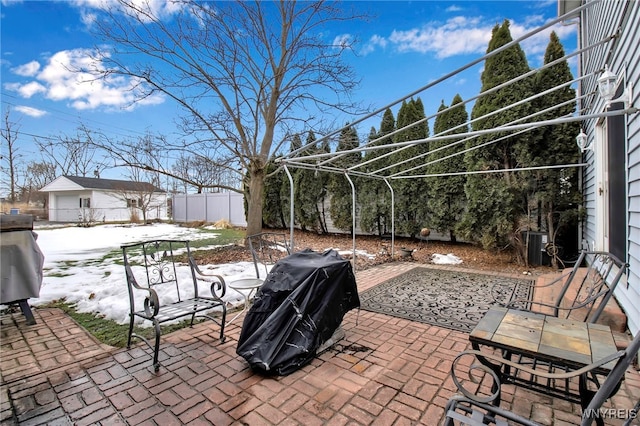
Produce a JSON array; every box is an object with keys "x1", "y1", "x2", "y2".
[
  {"x1": 189, "y1": 257, "x2": 227, "y2": 299},
  {"x1": 125, "y1": 264, "x2": 161, "y2": 317}
]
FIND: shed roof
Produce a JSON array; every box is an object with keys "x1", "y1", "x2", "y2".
[{"x1": 42, "y1": 175, "x2": 165, "y2": 193}]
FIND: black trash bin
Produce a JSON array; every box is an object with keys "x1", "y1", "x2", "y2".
[{"x1": 236, "y1": 249, "x2": 360, "y2": 375}]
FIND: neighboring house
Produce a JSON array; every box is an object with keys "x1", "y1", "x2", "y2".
[
  {"x1": 40, "y1": 175, "x2": 168, "y2": 223},
  {"x1": 562, "y1": 0, "x2": 639, "y2": 335}
]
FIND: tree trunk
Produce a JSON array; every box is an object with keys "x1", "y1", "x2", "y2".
[{"x1": 246, "y1": 166, "x2": 265, "y2": 241}]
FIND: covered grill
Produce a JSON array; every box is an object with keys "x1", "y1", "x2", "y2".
[
  {"x1": 0, "y1": 214, "x2": 44, "y2": 324},
  {"x1": 236, "y1": 249, "x2": 360, "y2": 375}
]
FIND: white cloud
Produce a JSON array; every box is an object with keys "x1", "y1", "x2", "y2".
[
  {"x1": 70, "y1": 0, "x2": 186, "y2": 24},
  {"x1": 511, "y1": 20, "x2": 578, "y2": 62},
  {"x1": 80, "y1": 10, "x2": 98, "y2": 27},
  {"x1": 446, "y1": 5, "x2": 462, "y2": 12},
  {"x1": 332, "y1": 34, "x2": 354, "y2": 49},
  {"x1": 5, "y1": 48, "x2": 164, "y2": 111},
  {"x1": 389, "y1": 16, "x2": 491, "y2": 59},
  {"x1": 361, "y1": 34, "x2": 388, "y2": 56},
  {"x1": 13, "y1": 81, "x2": 47, "y2": 98},
  {"x1": 1, "y1": 0, "x2": 24, "y2": 6},
  {"x1": 379, "y1": 14, "x2": 576, "y2": 61},
  {"x1": 12, "y1": 60, "x2": 41, "y2": 77},
  {"x1": 15, "y1": 105, "x2": 48, "y2": 118}
]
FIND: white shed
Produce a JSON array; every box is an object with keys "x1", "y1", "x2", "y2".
[{"x1": 40, "y1": 175, "x2": 168, "y2": 224}]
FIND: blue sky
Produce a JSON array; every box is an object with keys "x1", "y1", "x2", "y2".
[{"x1": 1, "y1": 0, "x2": 576, "y2": 180}]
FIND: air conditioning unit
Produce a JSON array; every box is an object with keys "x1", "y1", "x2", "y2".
[{"x1": 525, "y1": 231, "x2": 551, "y2": 266}]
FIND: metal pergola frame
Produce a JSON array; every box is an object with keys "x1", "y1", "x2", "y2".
[{"x1": 273, "y1": 0, "x2": 637, "y2": 264}]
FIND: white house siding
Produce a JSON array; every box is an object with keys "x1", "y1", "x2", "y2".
[
  {"x1": 89, "y1": 191, "x2": 128, "y2": 222},
  {"x1": 42, "y1": 176, "x2": 168, "y2": 224},
  {"x1": 578, "y1": 0, "x2": 640, "y2": 335}
]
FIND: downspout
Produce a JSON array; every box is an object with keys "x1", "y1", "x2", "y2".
[
  {"x1": 344, "y1": 173, "x2": 357, "y2": 266},
  {"x1": 284, "y1": 165, "x2": 295, "y2": 250}
]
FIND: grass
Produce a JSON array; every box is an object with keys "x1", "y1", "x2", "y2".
[
  {"x1": 39, "y1": 226, "x2": 245, "y2": 347},
  {"x1": 189, "y1": 227, "x2": 245, "y2": 248},
  {"x1": 46, "y1": 300, "x2": 216, "y2": 348}
]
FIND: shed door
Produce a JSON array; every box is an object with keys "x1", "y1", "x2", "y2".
[{"x1": 56, "y1": 195, "x2": 79, "y2": 222}]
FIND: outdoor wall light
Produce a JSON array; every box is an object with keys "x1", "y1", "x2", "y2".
[
  {"x1": 597, "y1": 64, "x2": 633, "y2": 109},
  {"x1": 576, "y1": 129, "x2": 591, "y2": 152}
]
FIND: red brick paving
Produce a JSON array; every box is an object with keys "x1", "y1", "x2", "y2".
[{"x1": 1, "y1": 262, "x2": 638, "y2": 425}]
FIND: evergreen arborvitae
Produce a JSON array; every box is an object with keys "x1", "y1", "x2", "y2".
[
  {"x1": 529, "y1": 31, "x2": 581, "y2": 264},
  {"x1": 460, "y1": 20, "x2": 534, "y2": 259},
  {"x1": 262, "y1": 160, "x2": 286, "y2": 228},
  {"x1": 391, "y1": 98, "x2": 430, "y2": 237},
  {"x1": 328, "y1": 125, "x2": 361, "y2": 232},
  {"x1": 427, "y1": 94, "x2": 468, "y2": 242},
  {"x1": 359, "y1": 108, "x2": 395, "y2": 235},
  {"x1": 294, "y1": 131, "x2": 326, "y2": 232}
]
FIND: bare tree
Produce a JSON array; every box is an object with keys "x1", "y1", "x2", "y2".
[
  {"x1": 172, "y1": 153, "x2": 239, "y2": 194},
  {"x1": 20, "y1": 161, "x2": 57, "y2": 207},
  {"x1": 111, "y1": 181, "x2": 164, "y2": 223},
  {"x1": 35, "y1": 125, "x2": 109, "y2": 178},
  {"x1": 0, "y1": 108, "x2": 22, "y2": 202},
  {"x1": 105, "y1": 140, "x2": 167, "y2": 223},
  {"x1": 88, "y1": 0, "x2": 364, "y2": 237}
]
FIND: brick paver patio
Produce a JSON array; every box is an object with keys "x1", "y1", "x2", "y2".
[{"x1": 1, "y1": 262, "x2": 639, "y2": 425}]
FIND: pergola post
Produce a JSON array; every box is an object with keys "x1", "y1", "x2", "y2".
[
  {"x1": 344, "y1": 172, "x2": 357, "y2": 266},
  {"x1": 283, "y1": 165, "x2": 295, "y2": 250},
  {"x1": 384, "y1": 178, "x2": 395, "y2": 257}
]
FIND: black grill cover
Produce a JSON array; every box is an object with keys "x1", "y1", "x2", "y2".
[{"x1": 236, "y1": 249, "x2": 360, "y2": 375}]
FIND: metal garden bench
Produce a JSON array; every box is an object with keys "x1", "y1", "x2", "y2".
[
  {"x1": 122, "y1": 239, "x2": 227, "y2": 371},
  {"x1": 493, "y1": 250, "x2": 627, "y2": 324}
]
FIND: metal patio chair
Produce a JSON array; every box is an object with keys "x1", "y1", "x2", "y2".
[
  {"x1": 443, "y1": 330, "x2": 640, "y2": 426},
  {"x1": 225, "y1": 232, "x2": 291, "y2": 325},
  {"x1": 122, "y1": 239, "x2": 226, "y2": 371}
]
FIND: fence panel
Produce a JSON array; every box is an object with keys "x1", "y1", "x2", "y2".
[{"x1": 172, "y1": 193, "x2": 247, "y2": 226}]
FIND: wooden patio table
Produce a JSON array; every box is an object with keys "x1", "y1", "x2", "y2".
[{"x1": 469, "y1": 306, "x2": 620, "y2": 410}]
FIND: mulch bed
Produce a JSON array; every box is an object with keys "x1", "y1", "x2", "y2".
[{"x1": 191, "y1": 228, "x2": 557, "y2": 276}]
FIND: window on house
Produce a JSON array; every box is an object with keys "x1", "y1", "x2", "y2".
[
  {"x1": 127, "y1": 198, "x2": 145, "y2": 208},
  {"x1": 80, "y1": 198, "x2": 90, "y2": 208}
]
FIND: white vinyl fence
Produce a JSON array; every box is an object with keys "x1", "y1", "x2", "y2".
[
  {"x1": 172, "y1": 192, "x2": 247, "y2": 226},
  {"x1": 171, "y1": 192, "x2": 450, "y2": 242}
]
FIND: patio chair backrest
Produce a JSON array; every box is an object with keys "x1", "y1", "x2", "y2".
[
  {"x1": 122, "y1": 239, "x2": 190, "y2": 301},
  {"x1": 247, "y1": 232, "x2": 291, "y2": 278},
  {"x1": 555, "y1": 250, "x2": 627, "y2": 323}
]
